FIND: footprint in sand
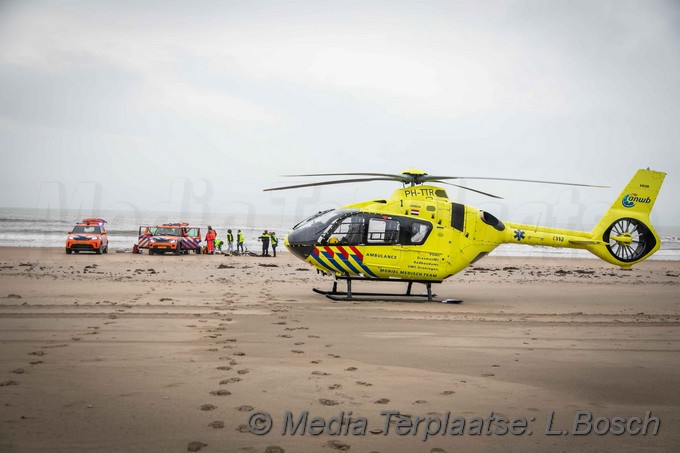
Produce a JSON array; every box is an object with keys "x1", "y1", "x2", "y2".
[
  {"x1": 327, "y1": 440, "x2": 350, "y2": 451},
  {"x1": 356, "y1": 381, "x2": 373, "y2": 387},
  {"x1": 264, "y1": 447, "x2": 285, "y2": 453},
  {"x1": 236, "y1": 405, "x2": 254, "y2": 412},
  {"x1": 278, "y1": 334, "x2": 292, "y2": 338},
  {"x1": 187, "y1": 441, "x2": 207, "y2": 451},
  {"x1": 216, "y1": 366, "x2": 232, "y2": 371},
  {"x1": 414, "y1": 400, "x2": 427, "y2": 404},
  {"x1": 345, "y1": 367, "x2": 357, "y2": 371},
  {"x1": 441, "y1": 391, "x2": 455, "y2": 395},
  {"x1": 210, "y1": 390, "x2": 231, "y2": 396},
  {"x1": 11, "y1": 368, "x2": 25, "y2": 374},
  {"x1": 328, "y1": 384, "x2": 342, "y2": 390},
  {"x1": 291, "y1": 350, "x2": 305, "y2": 354},
  {"x1": 237, "y1": 369, "x2": 249, "y2": 375},
  {"x1": 312, "y1": 371, "x2": 330, "y2": 376},
  {"x1": 310, "y1": 360, "x2": 321, "y2": 364},
  {"x1": 208, "y1": 421, "x2": 224, "y2": 429},
  {"x1": 200, "y1": 404, "x2": 217, "y2": 411},
  {"x1": 319, "y1": 399, "x2": 339, "y2": 406},
  {"x1": 0, "y1": 380, "x2": 19, "y2": 386},
  {"x1": 236, "y1": 424, "x2": 250, "y2": 433},
  {"x1": 220, "y1": 378, "x2": 242, "y2": 385},
  {"x1": 328, "y1": 354, "x2": 341, "y2": 358},
  {"x1": 374, "y1": 398, "x2": 390, "y2": 404}
]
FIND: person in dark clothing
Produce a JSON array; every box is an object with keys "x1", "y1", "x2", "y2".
[{"x1": 259, "y1": 230, "x2": 270, "y2": 256}]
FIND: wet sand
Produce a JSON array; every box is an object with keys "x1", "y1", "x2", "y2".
[{"x1": 0, "y1": 247, "x2": 679, "y2": 452}]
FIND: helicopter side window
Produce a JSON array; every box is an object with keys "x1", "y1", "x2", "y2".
[
  {"x1": 367, "y1": 218, "x2": 400, "y2": 244},
  {"x1": 410, "y1": 223, "x2": 430, "y2": 244},
  {"x1": 327, "y1": 215, "x2": 365, "y2": 245}
]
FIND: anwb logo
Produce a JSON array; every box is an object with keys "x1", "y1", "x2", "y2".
[{"x1": 622, "y1": 193, "x2": 651, "y2": 208}]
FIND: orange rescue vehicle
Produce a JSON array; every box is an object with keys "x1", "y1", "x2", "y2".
[
  {"x1": 134, "y1": 223, "x2": 202, "y2": 255},
  {"x1": 65, "y1": 218, "x2": 108, "y2": 254}
]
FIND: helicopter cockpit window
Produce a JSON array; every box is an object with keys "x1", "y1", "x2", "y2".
[
  {"x1": 410, "y1": 223, "x2": 430, "y2": 244},
  {"x1": 367, "y1": 218, "x2": 400, "y2": 244},
  {"x1": 287, "y1": 209, "x2": 358, "y2": 246},
  {"x1": 327, "y1": 215, "x2": 365, "y2": 245},
  {"x1": 294, "y1": 210, "x2": 344, "y2": 231}
]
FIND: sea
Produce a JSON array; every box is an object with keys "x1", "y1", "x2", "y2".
[{"x1": 0, "y1": 207, "x2": 679, "y2": 260}]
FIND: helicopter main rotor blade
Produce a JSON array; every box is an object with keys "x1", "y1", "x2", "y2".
[
  {"x1": 432, "y1": 181, "x2": 504, "y2": 199},
  {"x1": 283, "y1": 172, "x2": 411, "y2": 182},
  {"x1": 264, "y1": 177, "x2": 401, "y2": 192},
  {"x1": 422, "y1": 175, "x2": 609, "y2": 188}
]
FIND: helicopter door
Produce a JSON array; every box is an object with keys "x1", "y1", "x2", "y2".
[
  {"x1": 400, "y1": 220, "x2": 443, "y2": 280},
  {"x1": 362, "y1": 217, "x2": 402, "y2": 275}
]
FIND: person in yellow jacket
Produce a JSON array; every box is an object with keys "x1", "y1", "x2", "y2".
[
  {"x1": 226, "y1": 229, "x2": 234, "y2": 253},
  {"x1": 270, "y1": 232, "x2": 279, "y2": 257},
  {"x1": 237, "y1": 229, "x2": 245, "y2": 254}
]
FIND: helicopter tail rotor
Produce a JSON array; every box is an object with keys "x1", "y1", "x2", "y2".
[{"x1": 586, "y1": 169, "x2": 666, "y2": 268}]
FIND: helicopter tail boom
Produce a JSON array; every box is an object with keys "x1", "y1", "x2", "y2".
[{"x1": 500, "y1": 169, "x2": 665, "y2": 269}]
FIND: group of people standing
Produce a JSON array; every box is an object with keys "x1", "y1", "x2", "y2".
[
  {"x1": 204, "y1": 227, "x2": 278, "y2": 257},
  {"x1": 258, "y1": 230, "x2": 279, "y2": 257}
]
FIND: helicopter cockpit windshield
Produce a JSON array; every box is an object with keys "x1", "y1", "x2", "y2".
[{"x1": 289, "y1": 209, "x2": 358, "y2": 246}]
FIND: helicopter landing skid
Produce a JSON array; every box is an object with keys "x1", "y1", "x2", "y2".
[{"x1": 313, "y1": 276, "x2": 462, "y2": 304}]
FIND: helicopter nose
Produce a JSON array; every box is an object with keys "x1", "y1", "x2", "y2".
[{"x1": 284, "y1": 233, "x2": 315, "y2": 261}]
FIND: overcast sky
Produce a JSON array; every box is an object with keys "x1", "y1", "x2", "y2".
[{"x1": 1, "y1": 0, "x2": 679, "y2": 227}]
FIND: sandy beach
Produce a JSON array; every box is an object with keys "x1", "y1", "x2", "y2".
[{"x1": 0, "y1": 247, "x2": 678, "y2": 452}]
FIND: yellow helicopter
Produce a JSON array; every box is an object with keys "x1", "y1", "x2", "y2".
[{"x1": 265, "y1": 168, "x2": 666, "y2": 302}]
